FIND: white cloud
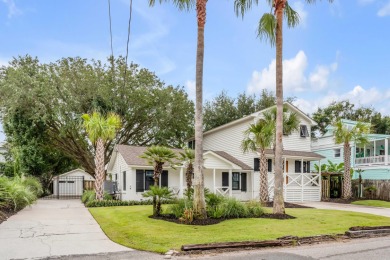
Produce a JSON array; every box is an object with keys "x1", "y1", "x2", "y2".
[
  {"x1": 292, "y1": 1, "x2": 307, "y2": 27},
  {"x1": 185, "y1": 80, "x2": 196, "y2": 101},
  {"x1": 378, "y1": 1, "x2": 390, "y2": 17},
  {"x1": 247, "y1": 50, "x2": 308, "y2": 94},
  {"x1": 247, "y1": 51, "x2": 338, "y2": 94},
  {"x1": 309, "y1": 62, "x2": 338, "y2": 89},
  {"x1": 2, "y1": 0, "x2": 22, "y2": 18},
  {"x1": 293, "y1": 85, "x2": 390, "y2": 115}
]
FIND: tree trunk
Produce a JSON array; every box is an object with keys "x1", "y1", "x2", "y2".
[
  {"x1": 193, "y1": 0, "x2": 207, "y2": 219},
  {"x1": 259, "y1": 149, "x2": 269, "y2": 204},
  {"x1": 343, "y1": 142, "x2": 352, "y2": 199},
  {"x1": 186, "y1": 162, "x2": 193, "y2": 191},
  {"x1": 153, "y1": 162, "x2": 163, "y2": 217},
  {"x1": 273, "y1": 0, "x2": 286, "y2": 215},
  {"x1": 94, "y1": 138, "x2": 105, "y2": 201}
]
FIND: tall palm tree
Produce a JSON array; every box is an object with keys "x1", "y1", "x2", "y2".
[
  {"x1": 140, "y1": 145, "x2": 177, "y2": 216},
  {"x1": 333, "y1": 120, "x2": 369, "y2": 199},
  {"x1": 241, "y1": 119, "x2": 274, "y2": 204},
  {"x1": 179, "y1": 148, "x2": 195, "y2": 193},
  {"x1": 82, "y1": 112, "x2": 121, "y2": 200},
  {"x1": 234, "y1": 0, "x2": 332, "y2": 214},
  {"x1": 149, "y1": 0, "x2": 207, "y2": 218}
]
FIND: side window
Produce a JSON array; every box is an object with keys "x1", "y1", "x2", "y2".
[
  {"x1": 232, "y1": 172, "x2": 240, "y2": 190},
  {"x1": 334, "y1": 149, "x2": 341, "y2": 158},
  {"x1": 123, "y1": 171, "x2": 126, "y2": 191},
  {"x1": 300, "y1": 125, "x2": 309, "y2": 137}
]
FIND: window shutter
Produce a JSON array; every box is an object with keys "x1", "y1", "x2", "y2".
[
  {"x1": 241, "y1": 173, "x2": 247, "y2": 192},
  {"x1": 136, "y1": 170, "x2": 144, "y2": 192},
  {"x1": 161, "y1": 170, "x2": 168, "y2": 187},
  {"x1": 307, "y1": 161, "x2": 310, "y2": 173},
  {"x1": 254, "y1": 158, "x2": 260, "y2": 171},
  {"x1": 267, "y1": 159, "x2": 272, "y2": 172},
  {"x1": 222, "y1": 172, "x2": 229, "y2": 187},
  {"x1": 295, "y1": 161, "x2": 301, "y2": 173},
  {"x1": 123, "y1": 171, "x2": 126, "y2": 191}
]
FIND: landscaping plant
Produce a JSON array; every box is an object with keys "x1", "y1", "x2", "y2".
[{"x1": 142, "y1": 186, "x2": 174, "y2": 216}]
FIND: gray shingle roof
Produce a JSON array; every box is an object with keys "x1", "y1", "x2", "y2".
[
  {"x1": 262, "y1": 149, "x2": 325, "y2": 159},
  {"x1": 116, "y1": 145, "x2": 252, "y2": 170}
]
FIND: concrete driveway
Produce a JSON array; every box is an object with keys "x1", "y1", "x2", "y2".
[
  {"x1": 0, "y1": 199, "x2": 137, "y2": 260},
  {"x1": 296, "y1": 201, "x2": 390, "y2": 217}
]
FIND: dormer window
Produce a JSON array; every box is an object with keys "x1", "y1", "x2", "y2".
[{"x1": 300, "y1": 125, "x2": 309, "y2": 137}]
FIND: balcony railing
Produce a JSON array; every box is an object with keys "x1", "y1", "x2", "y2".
[{"x1": 355, "y1": 155, "x2": 390, "y2": 165}]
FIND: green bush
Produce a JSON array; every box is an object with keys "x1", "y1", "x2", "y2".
[
  {"x1": 206, "y1": 193, "x2": 225, "y2": 218},
  {"x1": 81, "y1": 190, "x2": 114, "y2": 205},
  {"x1": 0, "y1": 175, "x2": 43, "y2": 212},
  {"x1": 219, "y1": 198, "x2": 249, "y2": 218},
  {"x1": 167, "y1": 199, "x2": 193, "y2": 218},
  {"x1": 246, "y1": 200, "x2": 264, "y2": 217},
  {"x1": 86, "y1": 199, "x2": 153, "y2": 207}
]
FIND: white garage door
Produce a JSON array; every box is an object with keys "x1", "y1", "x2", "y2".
[{"x1": 58, "y1": 177, "x2": 84, "y2": 196}]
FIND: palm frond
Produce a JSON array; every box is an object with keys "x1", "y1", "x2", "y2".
[
  {"x1": 149, "y1": 0, "x2": 194, "y2": 11},
  {"x1": 284, "y1": 1, "x2": 300, "y2": 28},
  {"x1": 257, "y1": 13, "x2": 276, "y2": 47},
  {"x1": 234, "y1": 0, "x2": 259, "y2": 18}
]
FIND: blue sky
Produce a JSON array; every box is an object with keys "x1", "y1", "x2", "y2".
[{"x1": 1, "y1": 0, "x2": 390, "y2": 141}]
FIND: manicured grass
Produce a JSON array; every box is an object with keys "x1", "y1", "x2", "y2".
[
  {"x1": 351, "y1": 200, "x2": 390, "y2": 208},
  {"x1": 89, "y1": 205, "x2": 390, "y2": 253}
]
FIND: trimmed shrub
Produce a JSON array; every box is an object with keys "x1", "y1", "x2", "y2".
[
  {"x1": 167, "y1": 199, "x2": 193, "y2": 218},
  {"x1": 81, "y1": 190, "x2": 96, "y2": 204},
  {"x1": 86, "y1": 199, "x2": 153, "y2": 207},
  {"x1": 219, "y1": 198, "x2": 249, "y2": 218},
  {"x1": 246, "y1": 200, "x2": 264, "y2": 217}
]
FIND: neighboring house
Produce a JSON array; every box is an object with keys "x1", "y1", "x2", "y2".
[
  {"x1": 311, "y1": 119, "x2": 390, "y2": 180},
  {"x1": 107, "y1": 103, "x2": 325, "y2": 202},
  {"x1": 52, "y1": 169, "x2": 95, "y2": 197}
]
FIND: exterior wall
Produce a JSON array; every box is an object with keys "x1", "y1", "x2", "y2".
[
  {"x1": 203, "y1": 115, "x2": 314, "y2": 171},
  {"x1": 0, "y1": 145, "x2": 6, "y2": 163},
  {"x1": 352, "y1": 167, "x2": 390, "y2": 180}
]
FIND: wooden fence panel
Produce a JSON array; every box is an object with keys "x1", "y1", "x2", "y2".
[{"x1": 352, "y1": 179, "x2": 390, "y2": 201}]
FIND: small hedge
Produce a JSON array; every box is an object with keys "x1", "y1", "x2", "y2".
[{"x1": 85, "y1": 199, "x2": 176, "y2": 208}]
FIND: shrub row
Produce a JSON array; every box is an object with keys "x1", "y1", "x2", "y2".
[
  {"x1": 86, "y1": 199, "x2": 154, "y2": 207},
  {"x1": 166, "y1": 194, "x2": 264, "y2": 220},
  {"x1": 0, "y1": 175, "x2": 43, "y2": 212}
]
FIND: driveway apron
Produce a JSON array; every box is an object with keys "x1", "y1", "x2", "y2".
[
  {"x1": 0, "y1": 199, "x2": 131, "y2": 260},
  {"x1": 296, "y1": 202, "x2": 390, "y2": 217}
]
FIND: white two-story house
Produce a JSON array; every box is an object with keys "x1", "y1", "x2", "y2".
[{"x1": 107, "y1": 103, "x2": 324, "y2": 202}]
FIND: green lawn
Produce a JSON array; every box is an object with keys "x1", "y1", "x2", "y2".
[
  {"x1": 351, "y1": 200, "x2": 390, "y2": 208},
  {"x1": 89, "y1": 205, "x2": 390, "y2": 253}
]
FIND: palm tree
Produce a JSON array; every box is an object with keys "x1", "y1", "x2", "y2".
[
  {"x1": 149, "y1": 0, "x2": 207, "y2": 219},
  {"x1": 140, "y1": 145, "x2": 177, "y2": 216},
  {"x1": 82, "y1": 112, "x2": 121, "y2": 200},
  {"x1": 143, "y1": 186, "x2": 174, "y2": 216},
  {"x1": 241, "y1": 119, "x2": 274, "y2": 204},
  {"x1": 234, "y1": 0, "x2": 332, "y2": 214},
  {"x1": 179, "y1": 148, "x2": 195, "y2": 195},
  {"x1": 333, "y1": 120, "x2": 369, "y2": 199}
]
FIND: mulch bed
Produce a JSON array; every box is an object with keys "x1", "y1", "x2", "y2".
[
  {"x1": 0, "y1": 209, "x2": 16, "y2": 225},
  {"x1": 260, "y1": 213, "x2": 295, "y2": 219}
]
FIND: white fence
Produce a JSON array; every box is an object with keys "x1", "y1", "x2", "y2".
[{"x1": 268, "y1": 173, "x2": 321, "y2": 202}]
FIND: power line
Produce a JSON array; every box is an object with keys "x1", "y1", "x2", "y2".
[
  {"x1": 123, "y1": 0, "x2": 133, "y2": 89},
  {"x1": 108, "y1": 0, "x2": 114, "y2": 60}
]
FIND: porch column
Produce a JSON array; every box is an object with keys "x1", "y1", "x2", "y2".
[
  {"x1": 319, "y1": 160, "x2": 322, "y2": 201},
  {"x1": 301, "y1": 158, "x2": 304, "y2": 202},
  {"x1": 374, "y1": 140, "x2": 376, "y2": 158},
  {"x1": 364, "y1": 145, "x2": 366, "y2": 157},
  {"x1": 386, "y1": 139, "x2": 389, "y2": 165},
  {"x1": 229, "y1": 169, "x2": 232, "y2": 197},
  {"x1": 213, "y1": 168, "x2": 216, "y2": 193},
  {"x1": 179, "y1": 167, "x2": 184, "y2": 198}
]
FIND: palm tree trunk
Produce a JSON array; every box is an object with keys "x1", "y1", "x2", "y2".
[
  {"x1": 186, "y1": 163, "x2": 193, "y2": 191},
  {"x1": 343, "y1": 142, "x2": 352, "y2": 199},
  {"x1": 153, "y1": 162, "x2": 163, "y2": 216},
  {"x1": 259, "y1": 149, "x2": 269, "y2": 204},
  {"x1": 273, "y1": 0, "x2": 286, "y2": 215},
  {"x1": 193, "y1": 0, "x2": 207, "y2": 219},
  {"x1": 94, "y1": 138, "x2": 105, "y2": 201}
]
